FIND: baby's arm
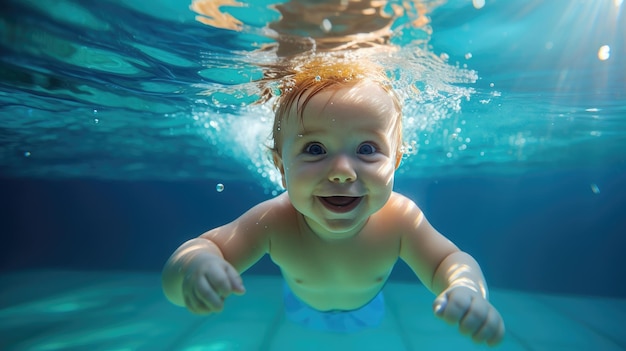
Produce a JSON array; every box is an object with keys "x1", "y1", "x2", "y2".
[
  {"x1": 396, "y1": 194, "x2": 504, "y2": 346},
  {"x1": 161, "y1": 238, "x2": 246, "y2": 313},
  {"x1": 162, "y1": 195, "x2": 283, "y2": 314}
]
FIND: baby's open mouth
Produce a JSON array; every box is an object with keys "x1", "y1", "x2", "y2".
[{"x1": 318, "y1": 196, "x2": 362, "y2": 213}]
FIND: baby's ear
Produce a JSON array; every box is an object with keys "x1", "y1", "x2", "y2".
[
  {"x1": 395, "y1": 151, "x2": 403, "y2": 169},
  {"x1": 272, "y1": 152, "x2": 287, "y2": 187}
]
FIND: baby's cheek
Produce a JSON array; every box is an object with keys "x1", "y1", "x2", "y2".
[{"x1": 375, "y1": 162, "x2": 396, "y2": 185}]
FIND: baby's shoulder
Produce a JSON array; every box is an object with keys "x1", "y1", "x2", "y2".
[
  {"x1": 264, "y1": 191, "x2": 295, "y2": 211},
  {"x1": 376, "y1": 192, "x2": 423, "y2": 223},
  {"x1": 249, "y1": 192, "x2": 298, "y2": 222},
  {"x1": 386, "y1": 192, "x2": 420, "y2": 210}
]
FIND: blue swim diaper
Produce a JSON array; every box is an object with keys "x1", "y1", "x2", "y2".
[{"x1": 283, "y1": 282, "x2": 385, "y2": 333}]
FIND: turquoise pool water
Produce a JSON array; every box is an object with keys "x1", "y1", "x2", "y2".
[
  {"x1": 1, "y1": 0, "x2": 625, "y2": 350},
  {"x1": 2, "y1": 0, "x2": 623, "y2": 182}
]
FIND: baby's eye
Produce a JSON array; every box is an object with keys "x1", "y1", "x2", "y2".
[
  {"x1": 304, "y1": 142, "x2": 326, "y2": 155},
  {"x1": 357, "y1": 143, "x2": 377, "y2": 155}
]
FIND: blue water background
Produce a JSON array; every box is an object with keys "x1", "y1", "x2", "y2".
[
  {"x1": 1, "y1": 0, "x2": 625, "y2": 298},
  {"x1": 2, "y1": 166, "x2": 625, "y2": 297}
]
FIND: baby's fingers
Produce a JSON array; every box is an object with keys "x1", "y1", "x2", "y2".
[
  {"x1": 473, "y1": 307, "x2": 505, "y2": 346},
  {"x1": 434, "y1": 287, "x2": 505, "y2": 346},
  {"x1": 182, "y1": 274, "x2": 221, "y2": 314},
  {"x1": 459, "y1": 297, "x2": 489, "y2": 336},
  {"x1": 207, "y1": 261, "x2": 245, "y2": 299},
  {"x1": 224, "y1": 262, "x2": 246, "y2": 295},
  {"x1": 434, "y1": 290, "x2": 472, "y2": 325},
  {"x1": 195, "y1": 275, "x2": 225, "y2": 312}
]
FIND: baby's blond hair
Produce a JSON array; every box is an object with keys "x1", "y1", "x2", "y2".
[{"x1": 270, "y1": 57, "x2": 403, "y2": 165}]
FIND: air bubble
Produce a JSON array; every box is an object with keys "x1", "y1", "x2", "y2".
[
  {"x1": 472, "y1": 0, "x2": 485, "y2": 9},
  {"x1": 597, "y1": 45, "x2": 610, "y2": 61},
  {"x1": 320, "y1": 19, "x2": 332, "y2": 33},
  {"x1": 216, "y1": 183, "x2": 224, "y2": 192}
]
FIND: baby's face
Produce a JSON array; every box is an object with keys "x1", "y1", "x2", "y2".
[{"x1": 277, "y1": 81, "x2": 400, "y2": 240}]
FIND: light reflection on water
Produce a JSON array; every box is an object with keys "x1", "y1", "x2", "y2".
[
  {"x1": 0, "y1": 0, "x2": 623, "y2": 182},
  {"x1": 186, "y1": 0, "x2": 479, "y2": 189}
]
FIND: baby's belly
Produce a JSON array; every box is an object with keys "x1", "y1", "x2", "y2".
[{"x1": 284, "y1": 276, "x2": 387, "y2": 311}]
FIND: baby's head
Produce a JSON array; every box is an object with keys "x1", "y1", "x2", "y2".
[
  {"x1": 270, "y1": 58, "x2": 404, "y2": 170},
  {"x1": 268, "y1": 57, "x2": 404, "y2": 237}
]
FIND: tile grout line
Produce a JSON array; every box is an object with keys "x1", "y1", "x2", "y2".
[
  {"x1": 502, "y1": 329, "x2": 535, "y2": 351},
  {"x1": 384, "y1": 289, "x2": 416, "y2": 351},
  {"x1": 164, "y1": 316, "x2": 215, "y2": 351},
  {"x1": 257, "y1": 298, "x2": 286, "y2": 351},
  {"x1": 533, "y1": 295, "x2": 626, "y2": 350}
]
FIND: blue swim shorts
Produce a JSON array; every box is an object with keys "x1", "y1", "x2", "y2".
[{"x1": 283, "y1": 283, "x2": 385, "y2": 333}]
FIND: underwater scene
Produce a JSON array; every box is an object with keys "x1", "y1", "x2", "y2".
[{"x1": 1, "y1": 0, "x2": 625, "y2": 350}]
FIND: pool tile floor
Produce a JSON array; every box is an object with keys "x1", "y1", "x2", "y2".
[{"x1": 1, "y1": 271, "x2": 624, "y2": 351}]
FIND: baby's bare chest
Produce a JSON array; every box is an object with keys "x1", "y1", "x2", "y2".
[{"x1": 269, "y1": 230, "x2": 400, "y2": 286}]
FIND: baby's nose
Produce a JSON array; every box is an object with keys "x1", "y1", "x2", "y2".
[{"x1": 328, "y1": 155, "x2": 357, "y2": 183}]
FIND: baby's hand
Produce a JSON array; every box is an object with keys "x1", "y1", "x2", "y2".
[
  {"x1": 181, "y1": 252, "x2": 246, "y2": 314},
  {"x1": 433, "y1": 286, "x2": 505, "y2": 346}
]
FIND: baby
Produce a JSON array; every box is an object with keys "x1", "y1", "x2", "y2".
[{"x1": 162, "y1": 58, "x2": 504, "y2": 346}]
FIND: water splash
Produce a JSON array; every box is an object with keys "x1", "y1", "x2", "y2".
[{"x1": 186, "y1": 0, "x2": 478, "y2": 188}]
